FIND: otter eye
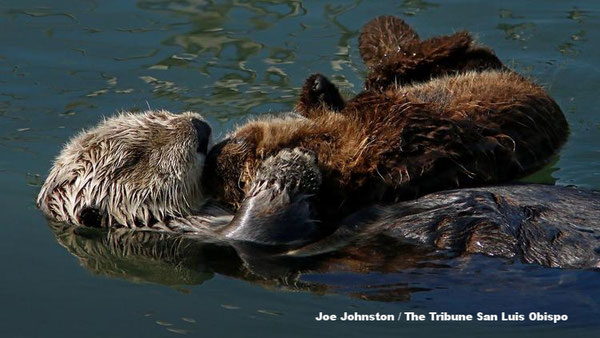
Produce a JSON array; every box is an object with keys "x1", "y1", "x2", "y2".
[{"x1": 79, "y1": 207, "x2": 103, "y2": 228}]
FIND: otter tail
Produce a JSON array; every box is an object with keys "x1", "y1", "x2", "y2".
[{"x1": 359, "y1": 16, "x2": 504, "y2": 90}]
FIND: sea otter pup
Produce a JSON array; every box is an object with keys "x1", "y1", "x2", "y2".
[{"x1": 203, "y1": 16, "x2": 568, "y2": 220}]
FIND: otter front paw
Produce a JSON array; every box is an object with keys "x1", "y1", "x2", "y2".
[
  {"x1": 223, "y1": 148, "x2": 322, "y2": 246},
  {"x1": 296, "y1": 74, "x2": 345, "y2": 118},
  {"x1": 250, "y1": 148, "x2": 322, "y2": 198}
]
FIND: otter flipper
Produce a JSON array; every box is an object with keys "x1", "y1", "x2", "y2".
[
  {"x1": 360, "y1": 16, "x2": 503, "y2": 90},
  {"x1": 295, "y1": 74, "x2": 345, "y2": 118}
]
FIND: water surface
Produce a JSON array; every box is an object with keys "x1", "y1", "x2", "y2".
[{"x1": 1, "y1": 0, "x2": 599, "y2": 337}]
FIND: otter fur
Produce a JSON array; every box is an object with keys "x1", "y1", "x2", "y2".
[
  {"x1": 36, "y1": 16, "x2": 598, "y2": 270},
  {"x1": 37, "y1": 111, "x2": 599, "y2": 269},
  {"x1": 37, "y1": 110, "x2": 212, "y2": 229},
  {"x1": 358, "y1": 16, "x2": 504, "y2": 90},
  {"x1": 204, "y1": 17, "x2": 567, "y2": 218},
  {"x1": 205, "y1": 148, "x2": 600, "y2": 269}
]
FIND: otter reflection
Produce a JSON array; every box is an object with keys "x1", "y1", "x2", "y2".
[
  {"x1": 48, "y1": 217, "x2": 448, "y2": 301},
  {"x1": 49, "y1": 183, "x2": 600, "y2": 301}
]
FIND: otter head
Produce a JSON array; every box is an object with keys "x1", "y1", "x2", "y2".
[
  {"x1": 202, "y1": 126, "x2": 261, "y2": 207},
  {"x1": 37, "y1": 110, "x2": 212, "y2": 228},
  {"x1": 203, "y1": 115, "x2": 312, "y2": 208}
]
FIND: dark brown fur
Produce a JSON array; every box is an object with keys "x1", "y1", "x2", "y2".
[
  {"x1": 359, "y1": 16, "x2": 504, "y2": 90},
  {"x1": 295, "y1": 74, "x2": 346, "y2": 117},
  {"x1": 204, "y1": 17, "x2": 567, "y2": 219}
]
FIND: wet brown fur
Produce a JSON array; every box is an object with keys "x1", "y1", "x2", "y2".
[
  {"x1": 204, "y1": 16, "x2": 568, "y2": 219},
  {"x1": 359, "y1": 16, "x2": 504, "y2": 90}
]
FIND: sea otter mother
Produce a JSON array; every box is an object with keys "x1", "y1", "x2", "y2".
[
  {"x1": 37, "y1": 17, "x2": 600, "y2": 268},
  {"x1": 36, "y1": 110, "x2": 600, "y2": 269}
]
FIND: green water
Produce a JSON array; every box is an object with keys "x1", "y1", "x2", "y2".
[{"x1": 1, "y1": 0, "x2": 599, "y2": 337}]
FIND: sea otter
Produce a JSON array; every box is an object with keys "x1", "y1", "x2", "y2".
[
  {"x1": 358, "y1": 16, "x2": 505, "y2": 91},
  {"x1": 36, "y1": 16, "x2": 597, "y2": 269},
  {"x1": 37, "y1": 110, "x2": 212, "y2": 229},
  {"x1": 208, "y1": 148, "x2": 600, "y2": 270},
  {"x1": 38, "y1": 111, "x2": 600, "y2": 268},
  {"x1": 36, "y1": 109, "x2": 319, "y2": 237},
  {"x1": 203, "y1": 16, "x2": 568, "y2": 221}
]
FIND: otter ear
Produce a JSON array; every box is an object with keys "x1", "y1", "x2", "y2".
[
  {"x1": 359, "y1": 16, "x2": 420, "y2": 68},
  {"x1": 79, "y1": 207, "x2": 104, "y2": 228},
  {"x1": 295, "y1": 74, "x2": 345, "y2": 118}
]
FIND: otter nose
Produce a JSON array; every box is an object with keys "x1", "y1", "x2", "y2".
[{"x1": 191, "y1": 118, "x2": 211, "y2": 155}]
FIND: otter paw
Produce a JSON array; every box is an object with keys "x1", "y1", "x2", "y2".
[
  {"x1": 251, "y1": 148, "x2": 322, "y2": 197},
  {"x1": 296, "y1": 74, "x2": 345, "y2": 117},
  {"x1": 224, "y1": 148, "x2": 322, "y2": 246}
]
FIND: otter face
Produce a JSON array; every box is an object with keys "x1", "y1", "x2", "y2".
[
  {"x1": 37, "y1": 110, "x2": 212, "y2": 228},
  {"x1": 202, "y1": 128, "x2": 261, "y2": 207},
  {"x1": 202, "y1": 115, "x2": 312, "y2": 208}
]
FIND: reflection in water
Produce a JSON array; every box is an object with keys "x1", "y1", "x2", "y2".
[
  {"x1": 498, "y1": 9, "x2": 523, "y2": 19},
  {"x1": 128, "y1": 0, "x2": 377, "y2": 116},
  {"x1": 519, "y1": 155, "x2": 560, "y2": 185},
  {"x1": 5, "y1": 8, "x2": 78, "y2": 22},
  {"x1": 50, "y1": 217, "x2": 594, "y2": 305},
  {"x1": 323, "y1": 1, "x2": 361, "y2": 76},
  {"x1": 51, "y1": 223, "x2": 215, "y2": 286},
  {"x1": 558, "y1": 7, "x2": 588, "y2": 56},
  {"x1": 49, "y1": 221, "x2": 445, "y2": 301},
  {"x1": 495, "y1": 6, "x2": 589, "y2": 57},
  {"x1": 567, "y1": 7, "x2": 589, "y2": 24}
]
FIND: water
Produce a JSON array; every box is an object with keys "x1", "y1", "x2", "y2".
[{"x1": 1, "y1": 0, "x2": 599, "y2": 337}]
